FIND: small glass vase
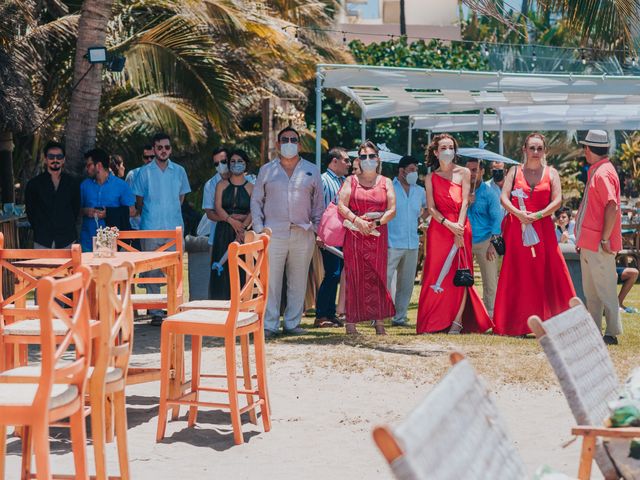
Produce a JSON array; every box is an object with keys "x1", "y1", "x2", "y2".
[{"x1": 93, "y1": 236, "x2": 116, "y2": 258}]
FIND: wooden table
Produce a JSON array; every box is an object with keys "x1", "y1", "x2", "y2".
[{"x1": 11, "y1": 251, "x2": 185, "y2": 404}]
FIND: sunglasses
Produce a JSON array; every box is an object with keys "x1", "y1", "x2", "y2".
[
  {"x1": 46, "y1": 153, "x2": 64, "y2": 160},
  {"x1": 155, "y1": 145, "x2": 172, "y2": 151},
  {"x1": 214, "y1": 159, "x2": 228, "y2": 165},
  {"x1": 358, "y1": 153, "x2": 378, "y2": 160},
  {"x1": 528, "y1": 146, "x2": 544, "y2": 152},
  {"x1": 280, "y1": 137, "x2": 299, "y2": 144},
  {"x1": 143, "y1": 155, "x2": 155, "y2": 160}
]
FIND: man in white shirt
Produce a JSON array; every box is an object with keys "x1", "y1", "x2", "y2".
[{"x1": 201, "y1": 148, "x2": 230, "y2": 247}]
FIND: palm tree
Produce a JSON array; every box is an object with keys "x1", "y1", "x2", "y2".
[{"x1": 65, "y1": 0, "x2": 115, "y2": 175}]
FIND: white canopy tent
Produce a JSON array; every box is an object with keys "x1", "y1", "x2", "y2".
[{"x1": 314, "y1": 64, "x2": 640, "y2": 166}]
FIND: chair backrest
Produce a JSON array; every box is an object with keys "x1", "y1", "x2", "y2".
[
  {"x1": 35, "y1": 266, "x2": 92, "y2": 409},
  {"x1": 226, "y1": 235, "x2": 269, "y2": 329},
  {"x1": 94, "y1": 262, "x2": 135, "y2": 385},
  {"x1": 0, "y1": 233, "x2": 82, "y2": 318},
  {"x1": 373, "y1": 353, "x2": 527, "y2": 480},
  {"x1": 116, "y1": 227, "x2": 183, "y2": 294},
  {"x1": 528, "y1": 297, "x2": 620, "y2": 479}
]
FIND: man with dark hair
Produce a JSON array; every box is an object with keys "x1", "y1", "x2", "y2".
[
  {"x1": 125, "y1": 145, "x2": 155, "y2": 230},
  {"x1": 25, "y1": 141, "x2": 80, "y2": 249},
  {"x1": 133, "y1": 133, "x2": 191, "y2": 325},
  {"x1": 79, "y1": 148, "x2": 135, "y2": 252},
  {"x1": 315, "y1": 146, "x2": 350, "y2": 328},
  {"x1": 466, "y1": 158, "x2": 502, "y2": 318},
  {"x1": 576, "y1": 130, "x2": 622, "y2": 345},
  {"x1": 386, "y1": 155, "x2": 426, "y2": 326},
  {"x1": 251, "y1": 126, "x2": 324, "y2": 337},
  {"x1": 202, "y1": 147, "x2": 230, "y2": 250},
  {"x1": 84, "y1": 150, "x2": 97, "y2": 179}
]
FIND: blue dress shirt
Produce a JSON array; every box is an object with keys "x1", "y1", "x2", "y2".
[
  {"x1": 321, "y1": 168, "x2": 345, "y2": 207},
  {"x1": 468, "y1": 182, "x2": 503, "y2": 244},
  {"x1": 387, "y1": 178, "x2": 426, "y2": 250},
  {"x1": 80, "y1": 174, "x2": 135, "y2": 252},
  {"x1": 132, "y1": 159, "x2": 191, "y2": 231}
]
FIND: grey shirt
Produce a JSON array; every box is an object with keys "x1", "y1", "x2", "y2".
[{"x1": 250, "y1": 157, "x2": 324, "y2": 239}]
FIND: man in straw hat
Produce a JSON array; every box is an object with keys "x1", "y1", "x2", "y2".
[{"x1": 575, "y1": 130, "x2": 622, "y2": 345}]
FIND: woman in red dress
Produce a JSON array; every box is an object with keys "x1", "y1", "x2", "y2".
[
  {"x1": 416, "y1": 134, "x2": 492, "y2": 334},
  {"x1": 493, "y1": 133, "x2": 576, "y2": 336},
  {"x1": 338, "y1": 141, "x2": 396, "y2": 335}
]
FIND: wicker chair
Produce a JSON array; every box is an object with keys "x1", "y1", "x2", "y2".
[
  {"x1": 373, "y1": 353, "x2": 527, "y2": 480},
  {"x1": 529, "y1": 297, "x2": 640, "y2": 480}
]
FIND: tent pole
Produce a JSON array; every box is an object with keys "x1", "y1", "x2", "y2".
[
  {"x1": 498, "y1": 113, "x2": 504, "y2": 155},
  {"x1": 407, "y1": 117, "x2": 413, "y2": 155},
  {"x1": 427, "y1": 130, "x2": 432, "y2": 145},
  {"x1": 315, "y1": 67, "x2": 322, "y2": 169},
  {"x1": 478, "y1": 109, "x2": 484, "y2": 147},
  {"x1": 361, "y1": 110, "x2": 366, "y2": 142}
]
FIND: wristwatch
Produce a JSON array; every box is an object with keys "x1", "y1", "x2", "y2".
[
  {"x1": 374, "y1": 219, "x2": 381, "y2": 227},
  {"x1": 600, "y1": 238, "x2": 609, "y2": 245}
]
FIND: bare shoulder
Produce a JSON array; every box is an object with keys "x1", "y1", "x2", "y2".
[{"x1": 456, "y1": 165, "x2": 471, "y2": 177}]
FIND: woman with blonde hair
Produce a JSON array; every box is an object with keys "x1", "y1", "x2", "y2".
[
  {"x1": 493, "y1": 132, "x2": 575, "y2": 336},
  {"x1": 338, "y1": 141, "x2": 396, "y2": 335},
  {"x1": 416, "y1": 134, "x2": 492, "y2": 334}
]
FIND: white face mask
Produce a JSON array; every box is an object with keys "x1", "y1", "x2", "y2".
[
  {"x1": 439, "y1": 149, "x2": 455, "y2": 165},
  {"x1": 361, "y1": 159, "x2": 378, "y2": 172},
  {"x1": 216, "y1": 162, "x2": 228, "y2": 175},
  {"x1": 405, "y1": 171, "x2": 418, "y2": 185},
  {"x1": 280, "y1": 142, "x2": 298, "y2": 159}
]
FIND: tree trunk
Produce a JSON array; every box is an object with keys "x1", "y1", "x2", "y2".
[
  {"x1": 64, "y1": 0, "x2": 115, "y2": 176},
  {"x1": 0, "y1": 131, "x2": 15, "y2": 204}
]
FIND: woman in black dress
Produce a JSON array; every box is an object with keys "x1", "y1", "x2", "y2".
[{"x1": 208, "y1": 149, "x2": 253, "y2": 299}]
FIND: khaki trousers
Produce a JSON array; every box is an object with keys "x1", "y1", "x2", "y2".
[
  {"x1": 472, "y1": 239, "x2": 498, "y2": 317},
  {"x1": 580, "y1": 247, "x2": 622, "y2": 336}
]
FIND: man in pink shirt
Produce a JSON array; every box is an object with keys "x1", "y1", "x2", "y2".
[{"x1": 575, "y1": 130, "x2": 622, "y2": 345}]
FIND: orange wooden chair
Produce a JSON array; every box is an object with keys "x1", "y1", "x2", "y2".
[
  {"x1": 156, "y1": 236, "x2": 271, "y2": 445},
  {"x1": 84, "y1": 262, "x2": 135, "y2": 480},
  {"x1": 0, "y1": 234, "x2": 83, "y2": 370},
  {"x1": 0, "y1": 267, "x2": 92, "y2": 479},
  {"x1": 115, "y1": 228, "x2": 183, "y2": 314}
]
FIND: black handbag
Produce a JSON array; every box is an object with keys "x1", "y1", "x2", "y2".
[
  {"x1": 490, "y1": 235, "x2": 506, "y2": 256},
  {"x1": 453, "y1": 248, "x2": 474, "y2": 287}
]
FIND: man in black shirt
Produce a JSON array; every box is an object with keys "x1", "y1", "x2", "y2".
[{"x1": 25, "y1": 141, "x2": 80, "y2": 248}]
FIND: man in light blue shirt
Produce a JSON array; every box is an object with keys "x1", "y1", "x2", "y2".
[
  {"x1": 467, "y1": 159, "x2": 502, "y2": 317},
  {"x1": 132, "y1": 133, "x2": 191, "y2": 325},
  {"x1": 387, "y1": 156, "x2": 427, "y2": 326},
  {"x1": 251, "y1": 127, "x2": 324, "y2": 337},
  {"x1": 125, "y1": 145, "x2": 155, "y2": 230},
  {"x1": 486, "y1": 161, "x2": 506, "y2": 216},
  {"x1": 201, "y1": 148, "x2": 230, "y2": 247},
  {"x1": 80, "y1": 148, "x2": 135, "y2": 252}
]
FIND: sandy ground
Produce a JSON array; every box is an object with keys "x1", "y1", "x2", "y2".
[{"x1": 4, "y1": 323, "x2": 600, "y2": 479}]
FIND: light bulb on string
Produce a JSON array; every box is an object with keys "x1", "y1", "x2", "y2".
[
  {"x1": 581, "y1": 49, "x2": 586, "y2": 65},
  {"x1": 437, "y1": 47, "x2": 442, "y2": 55},
  {"x1": 633, "y1": 57, "x2": 637, "y2": 67},
  {"x1": 295, "y1": 27, "x2": 299, "y2": 39},
  {"x1": 342, "y1": 31, "x2": 347, "y2": 46}
]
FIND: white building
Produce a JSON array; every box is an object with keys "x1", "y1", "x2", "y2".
[{"x1": 338, "y1": 0, "x2": 461, "y2": 44}]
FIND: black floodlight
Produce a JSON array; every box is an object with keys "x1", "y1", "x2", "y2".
[
  {"x1": 108, "y1": 55, "x2": 126, "y2": 72},
  {"x1": 86, "y1": 46, "x2": 108, "y2": 64}
]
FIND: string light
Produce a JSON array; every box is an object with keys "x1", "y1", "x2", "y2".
[
  {"x1": 633, "y1": 57, "x2": 637, "y2": 67},
  {"x1": 342, "y1": 31, "x2": 347, "y2": 46},
  {"x1": 295, "y1": 27, "x2": 299, "y2": 39},
  {"x1": 581, "y1": 49, "x2": 586, "y2": 65},
  {"x1": 532, "y1": 49, "x2": 537, "y2": 62}
]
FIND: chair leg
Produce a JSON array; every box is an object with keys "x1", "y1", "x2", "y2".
[
  {"x1": 253, "y1": 328, "x2": 271, "y2": 432},
  {"x1": 113, "y1": 389, "x2": 130, "y2": 480},
  {"x1": 188, "y1": 335, "x2": 202, "y2": 428},
  {"x1": 20, "y1": 425, "x2": 32, "y2": 480},
  {"x1": 89, "y1": 391, "x2": 107, "y2": 480},
  {"x1": 577, "y1": 434, "x2": 596, "y2": 480},
  {"x1": 69, "y1": 408, "x2": 89, "y2": 480},
  {"x1": 225, "y1": 338, "x2": 243, "y2": 445},
  {"x1": 240, "y1": 334, "x2": 257, "y2": 425},
  {"x1": 0, "y1": 424, "x2": 6, "y2": 479},
  {"x1": 32, "y1": 424, "x2": 51, "y2": 480},
  {"x1": 156, "y1": 328, "x2": 171, "y2": 441},
  {"x1": 105, "y1": 393, "x2": 114, "y2": 444}
]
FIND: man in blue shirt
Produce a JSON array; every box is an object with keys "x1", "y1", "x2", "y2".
[
  {"x1": 201, "y1": 147, "x2": 230, "y2": 247},
  {"x1": 315, "y1": 147, "x2": 350, "y2": 328},
  {"x1": 125, "y1": 145, "x2": 155, "y2": 230},
  {"x1": 80, "y1": 148, "x2": 135, "y2": 252},
  {"x1": 467, "y1": 159, "x2": 502, "y2": 318},
  {"x1": 133, "y1": 133, "x2": 191, "y2": 325},
  {"x1": 386, "y1": 156, "x2": 427, "y2": 326}
]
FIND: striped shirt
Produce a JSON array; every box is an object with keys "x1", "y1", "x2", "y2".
[{"x1": 321, "y1": 168, "x2": 345, "y2": 208}]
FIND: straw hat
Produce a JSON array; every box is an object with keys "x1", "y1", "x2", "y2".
[{"x1": 579, "y1": 130, "x2": 610, "y2": 147}]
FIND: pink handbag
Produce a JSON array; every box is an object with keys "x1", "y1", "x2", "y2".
[{"x1": 318, "y1": 202, "x2": 346, "y2": 247}]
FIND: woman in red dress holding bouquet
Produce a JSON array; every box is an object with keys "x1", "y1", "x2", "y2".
[
  {"x1": 416, "y1": 134, "x2": 492, "y2": 334},
  {"x1": 493, "y1": 133, "x2": 575, "y2": 336}
]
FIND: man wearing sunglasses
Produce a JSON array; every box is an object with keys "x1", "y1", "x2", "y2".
[
  {"x1": 125, "y1": 145, "x2": 155, "y2": 231},
  {"x1": 201, "y1": 147, "x2": 230, "y2": 248},
  {"x1": 132, "y1": 133, "x2": 191, "y2": 326},
  {"x1": 25, "y1": 141, "x2": 81, "y2": 249},
  {"x1": 251, "y1": 126, "x2": 324, "y2": 338}
]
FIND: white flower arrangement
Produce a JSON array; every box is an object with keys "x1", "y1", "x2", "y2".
[{"x1": 93, "y1": 226, "x2": 119, "y2": 257}]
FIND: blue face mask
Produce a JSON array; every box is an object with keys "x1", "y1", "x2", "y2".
[{"x1": 230, "y1": 163, "x2": 246, "y2": 175}]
